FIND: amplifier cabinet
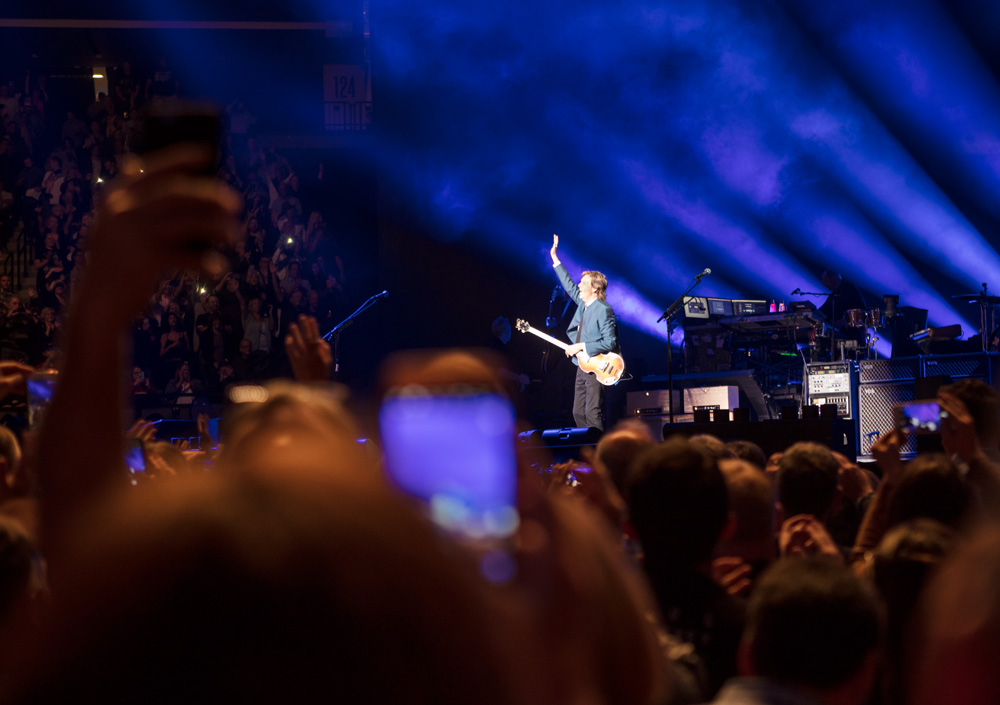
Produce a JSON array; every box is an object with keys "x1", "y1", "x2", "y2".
[
  {"x1": 922, "y1": 352, "x2": 998, "y2": 384},
  {"x1": 858, "y1": 382, "x2": 917, "y2": 458},
  {"x1": 683, "y1": 386, "x2": 739, "y2": 412},
  {"x1": 859, "y1": 357, "x2": 920, "y2": 384},
  {"x1": 626, "y1": 389, "x2": 682, "y2": 416}
]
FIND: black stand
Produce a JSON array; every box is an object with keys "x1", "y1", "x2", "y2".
[
  {"x1": 795, "y1": 290, "x2": 830, "y2": 360},
  {"x1": 322, "y1": 290, "x2": 389, "y2": 377},
  {"x1": 657, "y1": 275, "x2": 707, "y2": 423}
]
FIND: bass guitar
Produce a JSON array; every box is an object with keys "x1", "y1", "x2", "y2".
[{"x1": 515, "y1": 319, "x2": 624, "y2": 386}]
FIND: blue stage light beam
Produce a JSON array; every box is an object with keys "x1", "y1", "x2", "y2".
[
  {"x1": 785, "y1": 0, "x2": 1000, "y2": 224},
  {"x1": 619, "y1": 156, "x2": 822, "y2": 301}
]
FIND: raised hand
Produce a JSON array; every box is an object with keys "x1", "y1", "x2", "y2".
[{"x1": 285, "y1": 314, "x2": 333, "y2": 382}]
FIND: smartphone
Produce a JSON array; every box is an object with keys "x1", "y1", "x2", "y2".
[
  {"x1": 26, "y1": 369, "x2": 58, "y2": 428},
  {"x1": 124, "y1": 438, "x2": 148, "y2": 475},
  {"x1": 566, "y1": 464, "x2": 593, "y2": 487},
  {"x1": 379, "y1": 391, "x2": 519, "y2": 542},
  {"x1": 894, "y1": 400, "x2": 942, "y2": 434}
]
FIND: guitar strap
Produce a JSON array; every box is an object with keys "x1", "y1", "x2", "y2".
[{"x1": 575, "y1": 305, "x2": 585, "y2": 343}]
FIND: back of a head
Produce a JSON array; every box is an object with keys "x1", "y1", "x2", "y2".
[
  {"x1": 718, "y1": 459, "x2": 775, "y2": 553},
  {"x1": 939, "y1": 378, "x2": 1000, "y2": 448},
  {"x1": 746, "y1": 557, "x2": 881, "y2": 690},
  {"x1": 874, "y1": 519, "x2": 957, "y2": 662},
  {"x1": 688, "y1": 434, "x2": 735, "y2": 464},
  {"x1": 595, "y1": 420, "x2": 655, "y2": 494},
  {"x1": 887, "y1": 454, "x2": 974, "y2": 531},
  {"x1": 777, "y1": 442, "x2": 839, "y2": 520},
  {"x1": 0, "y1": 469, "x2": 519, "y2": 705},
  {"x1": 626, "y1": 436, "x2": 728, "y2": 568},
  {"x1": 910, "y1": 523, "x2": 1000, "y2": 705},
  {"x1": 725, "y1": 440, "x2": 767, "y2": 471}
]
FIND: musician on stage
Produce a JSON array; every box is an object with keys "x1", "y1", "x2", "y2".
[
  {"x1": 818, "y1": 270, "x2": 867, "y2": 329},
  {"x1": 549, "y1": 234, "x2": 619, "y2": 430}
]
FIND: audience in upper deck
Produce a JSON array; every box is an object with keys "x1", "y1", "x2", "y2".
[{"x1": 0, "y1": 61, "x2": 352, "y2": 407}]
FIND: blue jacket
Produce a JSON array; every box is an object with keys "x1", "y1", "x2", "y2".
[{"x1": 554, "y1": 263, "x2": 619, "y2": 365}]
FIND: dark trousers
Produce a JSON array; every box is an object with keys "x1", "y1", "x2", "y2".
[{"x1": 573, "y1": 365, "x2": 605, "y2": 430}]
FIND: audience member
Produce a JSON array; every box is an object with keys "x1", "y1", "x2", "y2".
[
  {"x1": 710, "y1": 557, "x2": 881, "y2": 705},
  {"x1": 626, "y1": 436, "x2": 744, "y2": 695}
]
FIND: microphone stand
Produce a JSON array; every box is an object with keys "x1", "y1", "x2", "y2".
[
  {"x1": 657, "y1": 275, "x2": 707, "y2": 424},
  {"x1": 323, "y1": 290, "x2": 388, "y2": 377},
  {"x1": 795, "y1": 290, "x2": 830, "y2": 360}
]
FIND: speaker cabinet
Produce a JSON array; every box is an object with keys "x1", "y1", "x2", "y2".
[{"x1": 858, "y1": 382, "x2": 916, "y2": 457}]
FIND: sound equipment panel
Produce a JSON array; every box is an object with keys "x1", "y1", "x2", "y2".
[{"x1": 806, "y1": 361, "x2": 858, "y2": 419}]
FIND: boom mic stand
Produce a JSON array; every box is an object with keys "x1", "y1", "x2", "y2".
[{"x1": 323, "y1": 290, "x2": 389, "y2": 377}]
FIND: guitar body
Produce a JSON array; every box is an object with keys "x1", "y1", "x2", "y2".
[
  {"x1": 516, "y1": 318, "x2": 624, "y2": 386},
  {"x1": 576, "y1": 351, "x2": 626, "y2": 386}
]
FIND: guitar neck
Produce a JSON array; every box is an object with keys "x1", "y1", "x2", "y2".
[{"x1": 522, "y1": 325, "x2": 569, "y2": 351}]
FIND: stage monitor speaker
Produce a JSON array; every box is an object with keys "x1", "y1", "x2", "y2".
[
  {"x1": 858, "y1": 382, "x2": 917, "y2": 458},
  {"x1": 660, "y1": 418, "x2": 855, "y2": 459},
  {"x1": 517, "y1": 427, "x2": 602, "y2": 463}
]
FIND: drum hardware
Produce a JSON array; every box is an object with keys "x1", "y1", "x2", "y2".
[{"x1": 952, "y1": 284, "x2": 1000, "y2": 351}]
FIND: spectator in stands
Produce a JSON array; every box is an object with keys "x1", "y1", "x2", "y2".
[
  {"x1": 40, "y1": 155, "x2": 64, "y2": 206},
  {"x1": 320, "y1": 272, "x2": 346, "y2": 321},
  {"x1": 281, "y1": 284, "x2": 309, "y2": 328},
  {"x1": 0, "y1": 274, "x2": 13, "y2": 312},
  {"x1": 113, "y1": 61, "x2": 141, "y2": 116},
  {"x1": 200, "y1": 315, "x2": 230, "y2": 374},
  {"x1": 232, "y1": 337, "x2": 269, "y2": 381},
  {"x1": 213, "y1": 272, "x2": 244, "y2": 345},
  {"x1": 147, "y1": 56, "x2": 179, "y2": 100},
  {"x1": 165, "y1": 361, "x2": 205, "y2": 397},
  {"x1": 626, "y1": 436, "x2": 744, "y2": 695},
  {"x1": 195, "y1": 294, "x2": 225, "y2": 347},
  {"x1": 159, "y1": 311, "x2": 191, "y2": 369},
  {"x1": 61, "y1": 110, "x2": 88, "y2": 150},
  {"x1": 130, "y1": 365, "x2": 156, "y2": 395},
  {"x1": 709, "y1": 558, "x2": 881, "y2": 705},
  {"x1": 28, "y1": 306, "x2": 60, "y2": 366},
  {"x1": 1, "y1": 296, "x2": 32, "y2": 361},
  {"x1": 242, "y1": 296, "x2": 272, "y2": 354},
  {"x1": 0, "y1": 86, "x2": 19, "y2": 128}
]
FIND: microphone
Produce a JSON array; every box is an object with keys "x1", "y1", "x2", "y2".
[
  {"x1": 376, "y1": 290, "x2": 389, "y2": 298},
  {"x1": 791, "y1": 287, "x2": 801, "y2": 295},
  {"x1": 694, "y1": 268, "x2": 711, "y2": 279}
]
